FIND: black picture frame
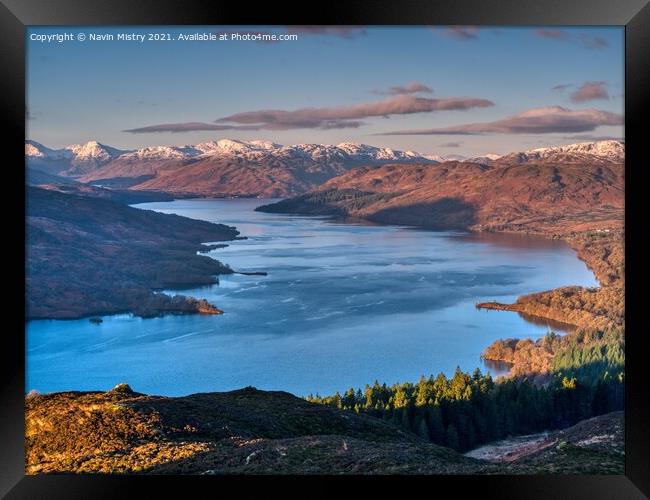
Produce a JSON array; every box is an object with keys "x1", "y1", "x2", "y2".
[{"x1": 3, "y1": 0, "x2": 649, "y2": 497}]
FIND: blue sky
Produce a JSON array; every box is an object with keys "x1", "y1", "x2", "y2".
[{"x1": 26, "y1": 26, "x2": 623, "y2": 156}]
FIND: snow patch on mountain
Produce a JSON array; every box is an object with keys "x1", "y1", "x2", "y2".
[
  {"x1": 528, "y1": 140, "x2": 624, "y2": 160},
  {"x1": 425, "y1": 153, "x2": 468, "y2": 163},
  {"x1": 120, "y1": 145, "x2": 201, "y2": 160},
  {"x1": 26, "y1": 140, "x2": 68, "y2": 160},
  {"x1": 503, "y1": 140, "x2": 624, "y2": 163},
  {"x1": 26, "y1": 138, "x2": 623, "y2": 181},
  {"x1": 64, "y1": 141, "x2": 126, "y2": 162}
]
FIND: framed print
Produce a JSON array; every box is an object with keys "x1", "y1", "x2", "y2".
[{"x1": 2, "y1": 0, "x2": 649, "y2": 497}]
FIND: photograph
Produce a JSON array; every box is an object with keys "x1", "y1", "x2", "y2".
[{"x1": 21, "y1": 24, "x2": 631, "y2": 477}]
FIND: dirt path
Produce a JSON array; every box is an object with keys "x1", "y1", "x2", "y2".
[{"x1": 464, "y1": 432, "x2": 557, "y2": 462}]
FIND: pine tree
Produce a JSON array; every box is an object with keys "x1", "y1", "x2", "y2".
[
  {"x1": 446, "y1": 423, "x2": 460, "y2": 450},
  {"x1": 417, "y1": 417, "x2": 430, "y2": 440},
  {"x1": 591, "y1": 379, "x2": 609, "y2": 415},
  {"x1": 428, "y1": 405, "x2": 445, "y2": 443}
]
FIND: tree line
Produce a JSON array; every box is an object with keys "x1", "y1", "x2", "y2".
[{"x1": 307, "y1": 328, "x2": 624, "y2": 452}]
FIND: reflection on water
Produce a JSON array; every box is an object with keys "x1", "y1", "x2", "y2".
[
  {"x1": 481, "y1": 359, "x2": 514, "y2": 379},
  {"x1": 515, "y1": 312, "x2": 576, "y2": 333},
  {"x1": 451, "y1": 231, "x2": 571, "y2": 251},
  {"x1": 26, "y1": 198, "x2": 598, "y2": 397}
]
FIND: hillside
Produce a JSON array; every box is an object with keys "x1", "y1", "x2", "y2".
[
  {"x1": 25, "y1": 385, "x2": 624, "y2": 475},
  {"x1": 27, "y1": 172, "x2": 175, "y2": 204},
  {"x1": 119, "y1": 156, "x2": 343, "y2": 198},
  {"x1": 26, "y1": 187, "x2": 239, "y2": 319},
  {"x1": 258, "y1": 159, "x2": 623, "y2": 234}
]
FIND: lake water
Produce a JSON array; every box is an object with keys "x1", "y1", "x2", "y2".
[{"x1": 26, "y1": 198, "x2": 598, "y2": 397}]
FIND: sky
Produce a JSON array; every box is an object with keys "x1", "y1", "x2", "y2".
[{"x1": 26, "y1": 26, "x2": 624, "y2": 157}]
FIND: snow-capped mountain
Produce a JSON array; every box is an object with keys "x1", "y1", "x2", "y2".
[
  {"x1": 26, "y1": 140, "x2": 129, "y2": 176},
  {"x1": 26, "y1": 140, "x2": 65, "y2": 159},
  {"x1": 88, "y1": 139, "x2": 429, "y2": 165},
  {"x1": 468, "y1": 153, "x2": 502, "y2": 163},
  {"x1": 26, "y1": 140, "x2": 127, "y2": 161},
  {"x1": 118, "y1": 145, "x2": 202, "y2": 161},
  {"x1": 423, "y1": 153, "x2": 462, "y2": 162},
  {"x1": 499, "y1": 140, "x2": 624, "y2": 164},
  {"x1": 26, "y1": 138, "x2": 624, "y2": 198},
  {"x1": 27, "y1": 139, "x2": 443, "y2": 179},
  {"x1": 65, "y1": 141, "x2": 126, "y2": 162},
  {"x1": 26, "y1": 139, "x2": 624, "y2": 176},
  {"x1": 527, "y1": 140, "x2": 624, "y2": 160}
]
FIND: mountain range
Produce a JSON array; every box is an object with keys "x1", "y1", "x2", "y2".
[
  {"x1": 26, "y1": 138, "x2": 624, "y2": 198},
  {"x1": 496, "y1": 140, "x2": 624, "y2": 165},
  {"x1": 257, "y1": 140, "x2": 624, "y2": 235},
  {"x1": 26, "y1": 139, "x2": 443, "y2": 194}
]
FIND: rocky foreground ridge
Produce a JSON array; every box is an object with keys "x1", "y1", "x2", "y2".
[{"x1": 25, "y1": 385, "x2": 624, "y2": 475}]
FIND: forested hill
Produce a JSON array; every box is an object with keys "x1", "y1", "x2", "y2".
[{"x1": 26, "y1": 187, "x2": 239, "y2": 319}]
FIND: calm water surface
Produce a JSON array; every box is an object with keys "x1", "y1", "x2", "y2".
[{"x1": 26, "y1": 198, "x2": 598, "y2": 396}]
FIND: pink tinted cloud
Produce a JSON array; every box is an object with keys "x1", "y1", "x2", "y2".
[
  {"x1": 124, "y1": 94, "x2": 494, "y2": 133},
  {"x1": 380, "y1": 106, "x2": 622, "y2": 135},
  {"x1": 534, "y1": 29, "x2": 608, "y2": 49},
  {"x1": 562, "y1": 134, "x2": 623, "y2": 141},
  {"x1": 552, "y1": 83, "x2": 573, "y2": 92},
  {"x1": 570, "y1": 82, "x2": 610, "y2": 103},
  {"x1": 372, "y1": 82, "x2": 433, "y2": 95},
  {"x1": 123, "y1": 122, "x2": 262, "y2": 134},
  {"x1": 216, "y1": 94, "x2": 494, "y2": 129},
  {"x1": 123, "y1": 120, "x2": 364, "y2": 133}
]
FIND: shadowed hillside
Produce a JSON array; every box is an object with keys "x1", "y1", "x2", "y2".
[
  {"x1": 26, "y1": 187, "x2": 239, "y2": 319},
  {"x1": 28, "y1": 176, "x2": 175, "y2": 204},
  {"x1": 257, "y1": 160, "x2": 623, "y2": 235}
]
